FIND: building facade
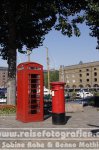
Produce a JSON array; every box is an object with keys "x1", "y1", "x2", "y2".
[
  {"x1": 0, "y1": 67, "x2": 8, "y2": 88},
  {"x1": 59, "y1": 61, "x2": 99, "y2": 89}
]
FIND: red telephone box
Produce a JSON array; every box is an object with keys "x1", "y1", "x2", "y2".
[{"x1": 16, "y1": 62, "x2": 44, "y2": 122}]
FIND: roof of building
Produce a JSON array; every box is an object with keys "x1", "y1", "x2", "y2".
[
  {"x1": 61, "y1": 61, "x2": 99, "y2": 70},
  {"x1": 0, "y1": 67, "x2": 8, "y2": 71}
]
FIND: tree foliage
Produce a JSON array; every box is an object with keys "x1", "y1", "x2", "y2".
[
  {"x1": 84, "y1": 0, "x2": 99, "y2": 49},
  {"x1": 0, "y1": 0, "x2": 99, "y2": 77},
  {"x1": 44, "y1": 70, "x2": 59, "y2": 88}
]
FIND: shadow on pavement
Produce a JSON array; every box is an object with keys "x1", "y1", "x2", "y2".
[
  {"x1": 87, "y1": 124, "x2": 99, "y2": 128},
  {"x1": 90, "y1": 129, "x2": 99, "y2": 137},
  {"x1": 44, "y1": 114, "x2": 72, "y2": 123},
  {"x1": 88, "y1": 124, "x2": 99, "y2": 137},
  {"x1": 44, "y1": 113, "x2": 52, "y2": 120},
  {"x1": 65, "y1": 116, "x2": 72, "y2": 123}
]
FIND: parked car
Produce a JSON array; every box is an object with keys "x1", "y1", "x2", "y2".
[
  {"x1": 0, "y1": 98, "x2": 6, "y2": 103},
  {"x1": 0, "y1": 88, "x2": 7, "y2": 103},
  {"x1": 76, "y1": 89, "x2": 93, "y2": 98}
]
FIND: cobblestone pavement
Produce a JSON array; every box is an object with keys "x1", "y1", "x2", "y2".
[
  {"x1": 0, "y1": 106, "x2": 99, "y2": 150},
  {"x1": 0, "y1": 106, "x2": 99, "y2": 128}
]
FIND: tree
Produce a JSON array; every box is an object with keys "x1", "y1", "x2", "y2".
[
  {"x1": 84, "y1": 0, "x2": 99, "y2": 49},
  {"x1": 0, "y1": 0, "x2": 58, "y2": 104},
  {"x1": 0, "y1": 0, "x2": 98, "y2": 104}
]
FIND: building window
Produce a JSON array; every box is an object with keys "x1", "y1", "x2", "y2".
[
  {"x1": 93, "y1": 84, "x2": 98, "y2": 87},
  {"x1": 86, "y1": 79, "x2": 89, "y2": 82},
  {"x1": 79, "y1": 74, "x2": 82, "y2": 77},
  {"x1": 86, "y1": 69, "x2": 89, "y2": 71},
  {"x1": 79, "y1": 70, "x2": 82, "y2": 72},
  {"x1": 2, "y1": 75, "x2": 5, "y2": 78},
  {"x1": 86, "y1": 84, "x2": 91, "y2": 88},
  {"x1": 73, "y1": 85, "x2": 76, "y2": 88},
  {"x1": 3, "y1": 78, "x2": 5, "y2": 81},
  {"x1": 94, "y1": 78, "x2": 97, "y2": 82},
  {"x1": 80, "y1": 79, "x2": 82, "y2": 83},
  {"x1": 94, "y1": 68, "x2": 97, "y2": 70},
  {"x1": 79, "y1": 84, "x2": 83, "y2": 88},
  {"x1": 94, "y1": 72, "x2": 97, "y2": 76},
  {"x1": 86, "y1": 73, "x2": 89, "y2": 76}
]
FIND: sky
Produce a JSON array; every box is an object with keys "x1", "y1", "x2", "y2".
[{"x1": 0, "y1": 23, "x2": 99, "y2": 70}]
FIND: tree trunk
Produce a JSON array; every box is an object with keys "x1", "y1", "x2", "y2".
[
  {"x1": 7, "y1": 78, "x2": 16, "y2": 105},
  {"x1": 7, "y1": 2, "x2": 16, "y2": 105},
  {"x1": 7, "y1": 49, "x2": 16, "y2": 105}
]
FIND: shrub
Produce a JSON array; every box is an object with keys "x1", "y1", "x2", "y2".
[{"x1": 0, "y1": 105, "x2": 16, "y2": 114}]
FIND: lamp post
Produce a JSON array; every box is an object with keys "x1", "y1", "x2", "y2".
[
  {"x1": 27, "y1": 49, "x2": 32, "y2": 62},
  {"x1": 46, "y1": 47, "x2": 50, "y2": 91}
]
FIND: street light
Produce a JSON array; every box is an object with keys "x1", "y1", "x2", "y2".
[
  {"x1": 27, "y1": 49, "x2": 32, "y2": 62},
  {"x1": 45, "y1": 47, "x2": 50, "y2": 91}
]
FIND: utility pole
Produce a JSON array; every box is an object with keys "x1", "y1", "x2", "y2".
[{"x1": 46, "y1": 47, "x2": 50, "y2": 91}]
